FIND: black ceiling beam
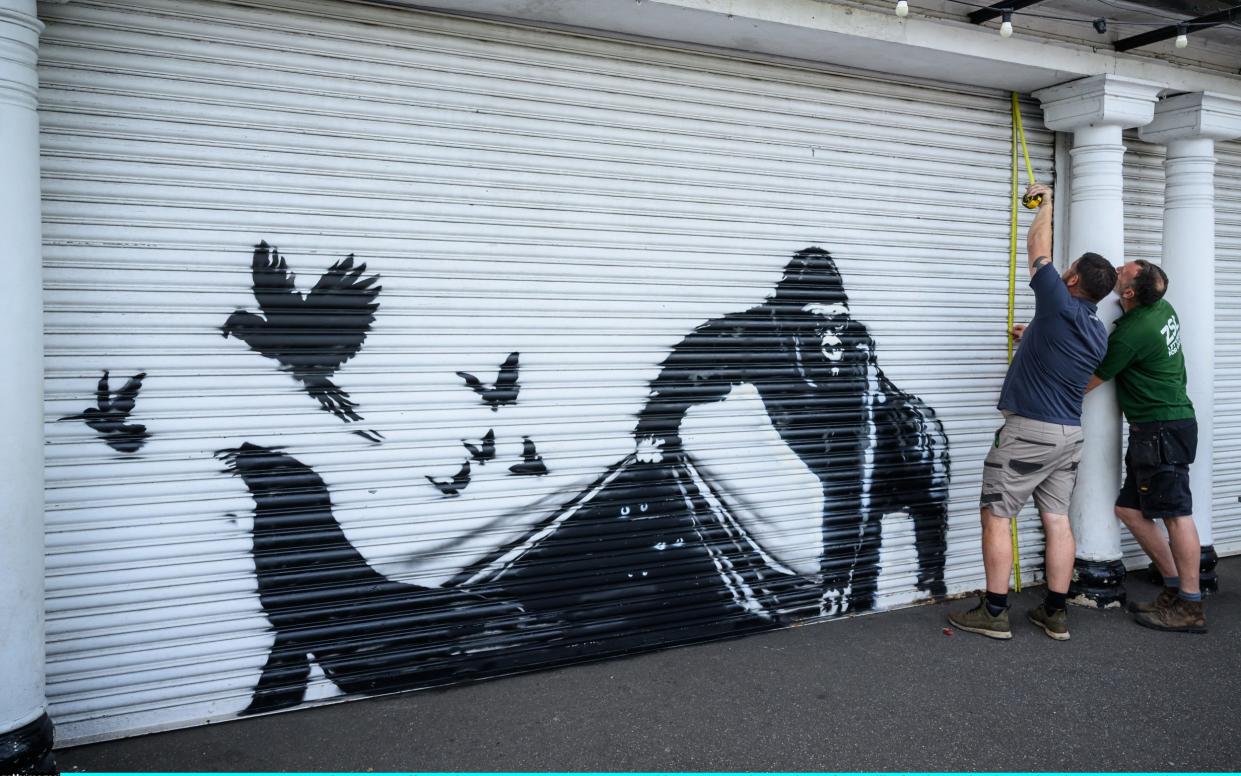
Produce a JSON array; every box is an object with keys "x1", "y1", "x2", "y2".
[
  {"x1": 968, "y1": 0, "x2": 1049, "y2": 25},
  {"x1": 1113, "y1": 4, "x2": 1240, "y2": 50}
]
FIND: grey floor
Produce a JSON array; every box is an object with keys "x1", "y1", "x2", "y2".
[{"x1": 58, "y1": 559, "x2": 1241, "y2": 772}]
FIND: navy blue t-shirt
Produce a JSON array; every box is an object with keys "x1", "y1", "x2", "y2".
[{"x1": 997, "y1": 263, "x2": 1109, "y2": 426}]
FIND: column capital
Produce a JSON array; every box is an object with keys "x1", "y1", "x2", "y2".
[
  {"x1": 1138, "y1": 92, "x2": 1241, "y2": 145},
  {"x1": 1033, "y1": 74, "x2": 1163, "y2": 133}
]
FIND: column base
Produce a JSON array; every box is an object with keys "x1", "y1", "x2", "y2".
[
  {"x1": 1068, "y1": 557, "x2": 1127, "y2": 609},
  {"x1": 0, "y1": 712, "x2": 57, "y2": 775},
  {"x1": 1145, "y1": 545, "x2": 1220, "y2": 593}
]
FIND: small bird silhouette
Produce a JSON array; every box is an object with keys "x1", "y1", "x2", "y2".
[
  {"x1": 222, "y1": 241, "x2": 380, "y2": 423},
  {"x1": 463, "y1": 429, "x2": 496, "y2": 465},
  {"x1": 59, "y1": 371, "x2": 151, "y2": 454},
  {"x1": 427, "y1": 460, "x2": 472, "y2": 497},
  {"x1": 457, "y1": 352, "x2": 520, "y2": 411},
  {"x1": 508, "y1": 437, "x2": 548, "y2": 477}
]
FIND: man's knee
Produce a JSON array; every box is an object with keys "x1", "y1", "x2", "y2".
[
  {"x1": 980, "y1": 506, "x2": 1011, "y2": 524},
  {"x1": 1163, "y1": 514, "x2": 1199, "y2": 536},
  {"x1": 1039, "y1": 511, "x2": 1070, "y2": 527},
  {"x1": 1115, "y1": 504, "x2": 1145, "y2": 528}
]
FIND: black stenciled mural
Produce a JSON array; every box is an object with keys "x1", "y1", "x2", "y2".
[
  {"x1": 463, "y1": 429, "x2": 496, "y2": 465},
  {"x1": 632, "y1": 248, "x2": 950, "y2": 611},
  {"x1": 426, "y1": 460, "x2": 472, "y2": 497},
  {"x1": 426, "y1": 353, "x2": 538, "y2": 497},
  {"x1": 222, "y1": 241, "x2": 382, "y2": 442},
  {"x1": 224, "y1": 443, "x2": 784, "y2": 711},
  {"x1": 457, "y1": 352, "x2": 520, "y2": 411},
  {"x1": 219, "y1": 444, "x2": 552, "y2": 714},
  {"x1": 59, "y1": 370, "x2": 150, "y2": 453},
  {"x1": 221, "y1": 245, "x2": 951, "y2": 713},
  {"x1": 508, "y1": 436, "x2": 548, "y2": 477},
  {"x1": 452, "y1": 453, "x2": 811, "y2": 640}
]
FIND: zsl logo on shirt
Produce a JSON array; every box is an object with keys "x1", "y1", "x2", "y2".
[{"x1": 1161, "y1": 316, "x2": 1182, "y2": 357}]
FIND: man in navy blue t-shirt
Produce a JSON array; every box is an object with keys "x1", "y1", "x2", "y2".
[{"x1": 949, "y1": 183, "x2": 1117, "y2": 641}]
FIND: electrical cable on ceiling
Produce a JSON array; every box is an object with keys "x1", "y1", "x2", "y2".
[
  {"x1": 893, "y1": 0, "x2": 1241, "y2": 47},
  {"x1": 907, "y1": 0, "x2": 1240, "y2": 27},
  {"x1": 1096, "y1": 0, "x2": 1183, "y2": 21}
]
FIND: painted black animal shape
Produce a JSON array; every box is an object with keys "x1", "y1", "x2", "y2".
[
  {"x1": 218, "y1": 443, "x2": 542, "y2": 714},
  {"x1": 870, "y1": 371, "x2": 950, "y2": 601},
  {"x1": 222, "y1": 242, "x2": 380, "y2": 423},
  {"x1": 463, "y1": 429, "x2": 496, "y2": 465},
  {"x1": 59, "y1": 370, "x2": 150, "y2": 453},
  {"x1": 427, "y1": 460, "x2": 472, "y2": 497},
  {"x1": 508, "y1": 436, "x2": 548, "y2": 477},
  {"x1": 632, "y1": 247, "x2": 950, "y2": 614},
  {"x1": 454, "y1": 453, "x2": 809, "y2": 653},
  {"x1": 457, "y1": 352, "x2": 520, "y2": 411}
]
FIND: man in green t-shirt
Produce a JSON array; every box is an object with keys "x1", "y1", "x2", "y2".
[{"x1": 1086, "y1": 259, "x2": 1204, "y2": 633}]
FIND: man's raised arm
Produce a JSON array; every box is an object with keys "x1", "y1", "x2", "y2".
[{"x1": 1026, "y1": 183, "x2": 1054, "y2": 278}]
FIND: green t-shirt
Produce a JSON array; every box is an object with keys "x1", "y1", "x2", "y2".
[{"x1": 1094, "y1": 298, "x2": 1195, "y2": 423}]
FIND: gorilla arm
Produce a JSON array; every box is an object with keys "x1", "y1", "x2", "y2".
[
  {"x1": 633, "y1": 314, "x2": 756, "y2": 462},
  {"x1": 871, "y1": 371, "x2": 951, "y2": 598}
]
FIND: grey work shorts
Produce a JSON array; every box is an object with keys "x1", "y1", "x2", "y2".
[{"x1": 980, "y1": 413, "x2": 1083, "y2": 518}]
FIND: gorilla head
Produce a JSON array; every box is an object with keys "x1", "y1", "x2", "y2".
[
  {"x1": 771, "y1": 247, "x2": 849, "y2": 309},
  {"x1": 769, "y1": 247, "x2": 864, "y2": 376}
]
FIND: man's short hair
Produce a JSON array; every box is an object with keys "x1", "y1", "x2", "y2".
[
  {"x1": 1075, "y1": 252, "x2": 1118, "y2": 303},
  {"x1": 1130, "y1": 259, "x2": 1168, "y2": 306}
]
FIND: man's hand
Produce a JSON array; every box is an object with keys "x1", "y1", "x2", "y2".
[
  {"x1": 1025, "y1": 183, "x2": 1052, "y2": 209},
  {"x1": 1010, "y1": 323, "x2": 1027, "y2": 344}
]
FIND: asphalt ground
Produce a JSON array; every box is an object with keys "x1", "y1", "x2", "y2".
[{"x1": 58, "y1": 558, "x2": 1241, "y2": 772}]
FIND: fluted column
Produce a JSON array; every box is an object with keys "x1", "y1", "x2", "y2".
[
  {"x1": 0, "y1": 1, "x2": 53, "y2": 773},
  {"x1": 1139, "y1": 92, "x2": 1241, "y2": 592},
  {"x1": 1033, "y1": 75, "x2": 1163, "y2": 608}
]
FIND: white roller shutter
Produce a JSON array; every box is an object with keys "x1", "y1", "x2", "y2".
[
  {"x1": 1121, "y1": 130, "x2": 1164, "y2": 566},
  {"x1": 1123, "y1": 133, "x2": 1166, "y2": 265},
  {"x1": 1214, "y1": 140, "x2": 1241, "y2": 556},
  {"x1": 39, "y1": 0, "x2": 1052, "y2": 743}
]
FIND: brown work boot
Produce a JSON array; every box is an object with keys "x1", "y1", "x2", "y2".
[
  {"x1": 1133, "y1": 596, "x2": 1207, "y2": 634},
  {"x1": 1128, "y1": 586, "x2": 1178, "y2": 614}
]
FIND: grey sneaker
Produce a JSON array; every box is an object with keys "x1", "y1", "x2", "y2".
[
  {"x1": 948, "y1": 596, "x2": 1012, "y2": 640},
  {"x1": 1027, "y1": 604, "x2": 1070, "y2": 641},
  {"x1": 1128, "y1": 586, "x2": 1178, "y2": 615}
]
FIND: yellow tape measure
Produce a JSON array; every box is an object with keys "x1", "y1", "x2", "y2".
[
  {"x1": 1006, "y1": 91, "x2": 1040, "y2": 592},
  {"x1": 1015, "y1": 94, "x2": 1041, "y2": 210}
]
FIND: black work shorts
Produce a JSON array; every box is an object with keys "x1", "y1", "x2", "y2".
[{"x1": 1116, "y1": 418, "x2": 1197, "y2": 520}]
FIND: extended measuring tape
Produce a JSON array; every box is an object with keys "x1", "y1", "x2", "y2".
[{"x1": 1006, "y1": 91, "x2": 1040, "y2": 592}]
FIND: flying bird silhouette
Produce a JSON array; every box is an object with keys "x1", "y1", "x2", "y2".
[
  {"x1": 222, "y1": 241, "x2": 380, "y2": 423},
  {"x1": 463, "y1": 429, "x2": 496, "y2": 465},
  {"x1": 59, "y1": 370, "x2": 150, "y2": 453},
  {"x1": 457, "y1": 352, "x2": 520, "y2": 411},
  {"x1": 427, "y1": 460, "x2": 472, "y2": 497},
  {"x1": 508, "y1": 436, "x2": 548, "y2": 477},
  {"x1": 353, "y1": 429, "x2": 385, "y2": 444}
]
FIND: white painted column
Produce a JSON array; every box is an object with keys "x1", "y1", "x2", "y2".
[
  {"x1": 1034, "y1": 75, "x2": 1163, "y2": 608},
  {"x1": 1139, "y1": 92, "x2": 1241, "y2": 591},
  {"x1": 0, "y1": 0, "x2": 53, "y2": 772}
]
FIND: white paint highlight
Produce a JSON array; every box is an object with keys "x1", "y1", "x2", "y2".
[{"x1": 681, "y1": 384, "x2": 823, "y2": 576}]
